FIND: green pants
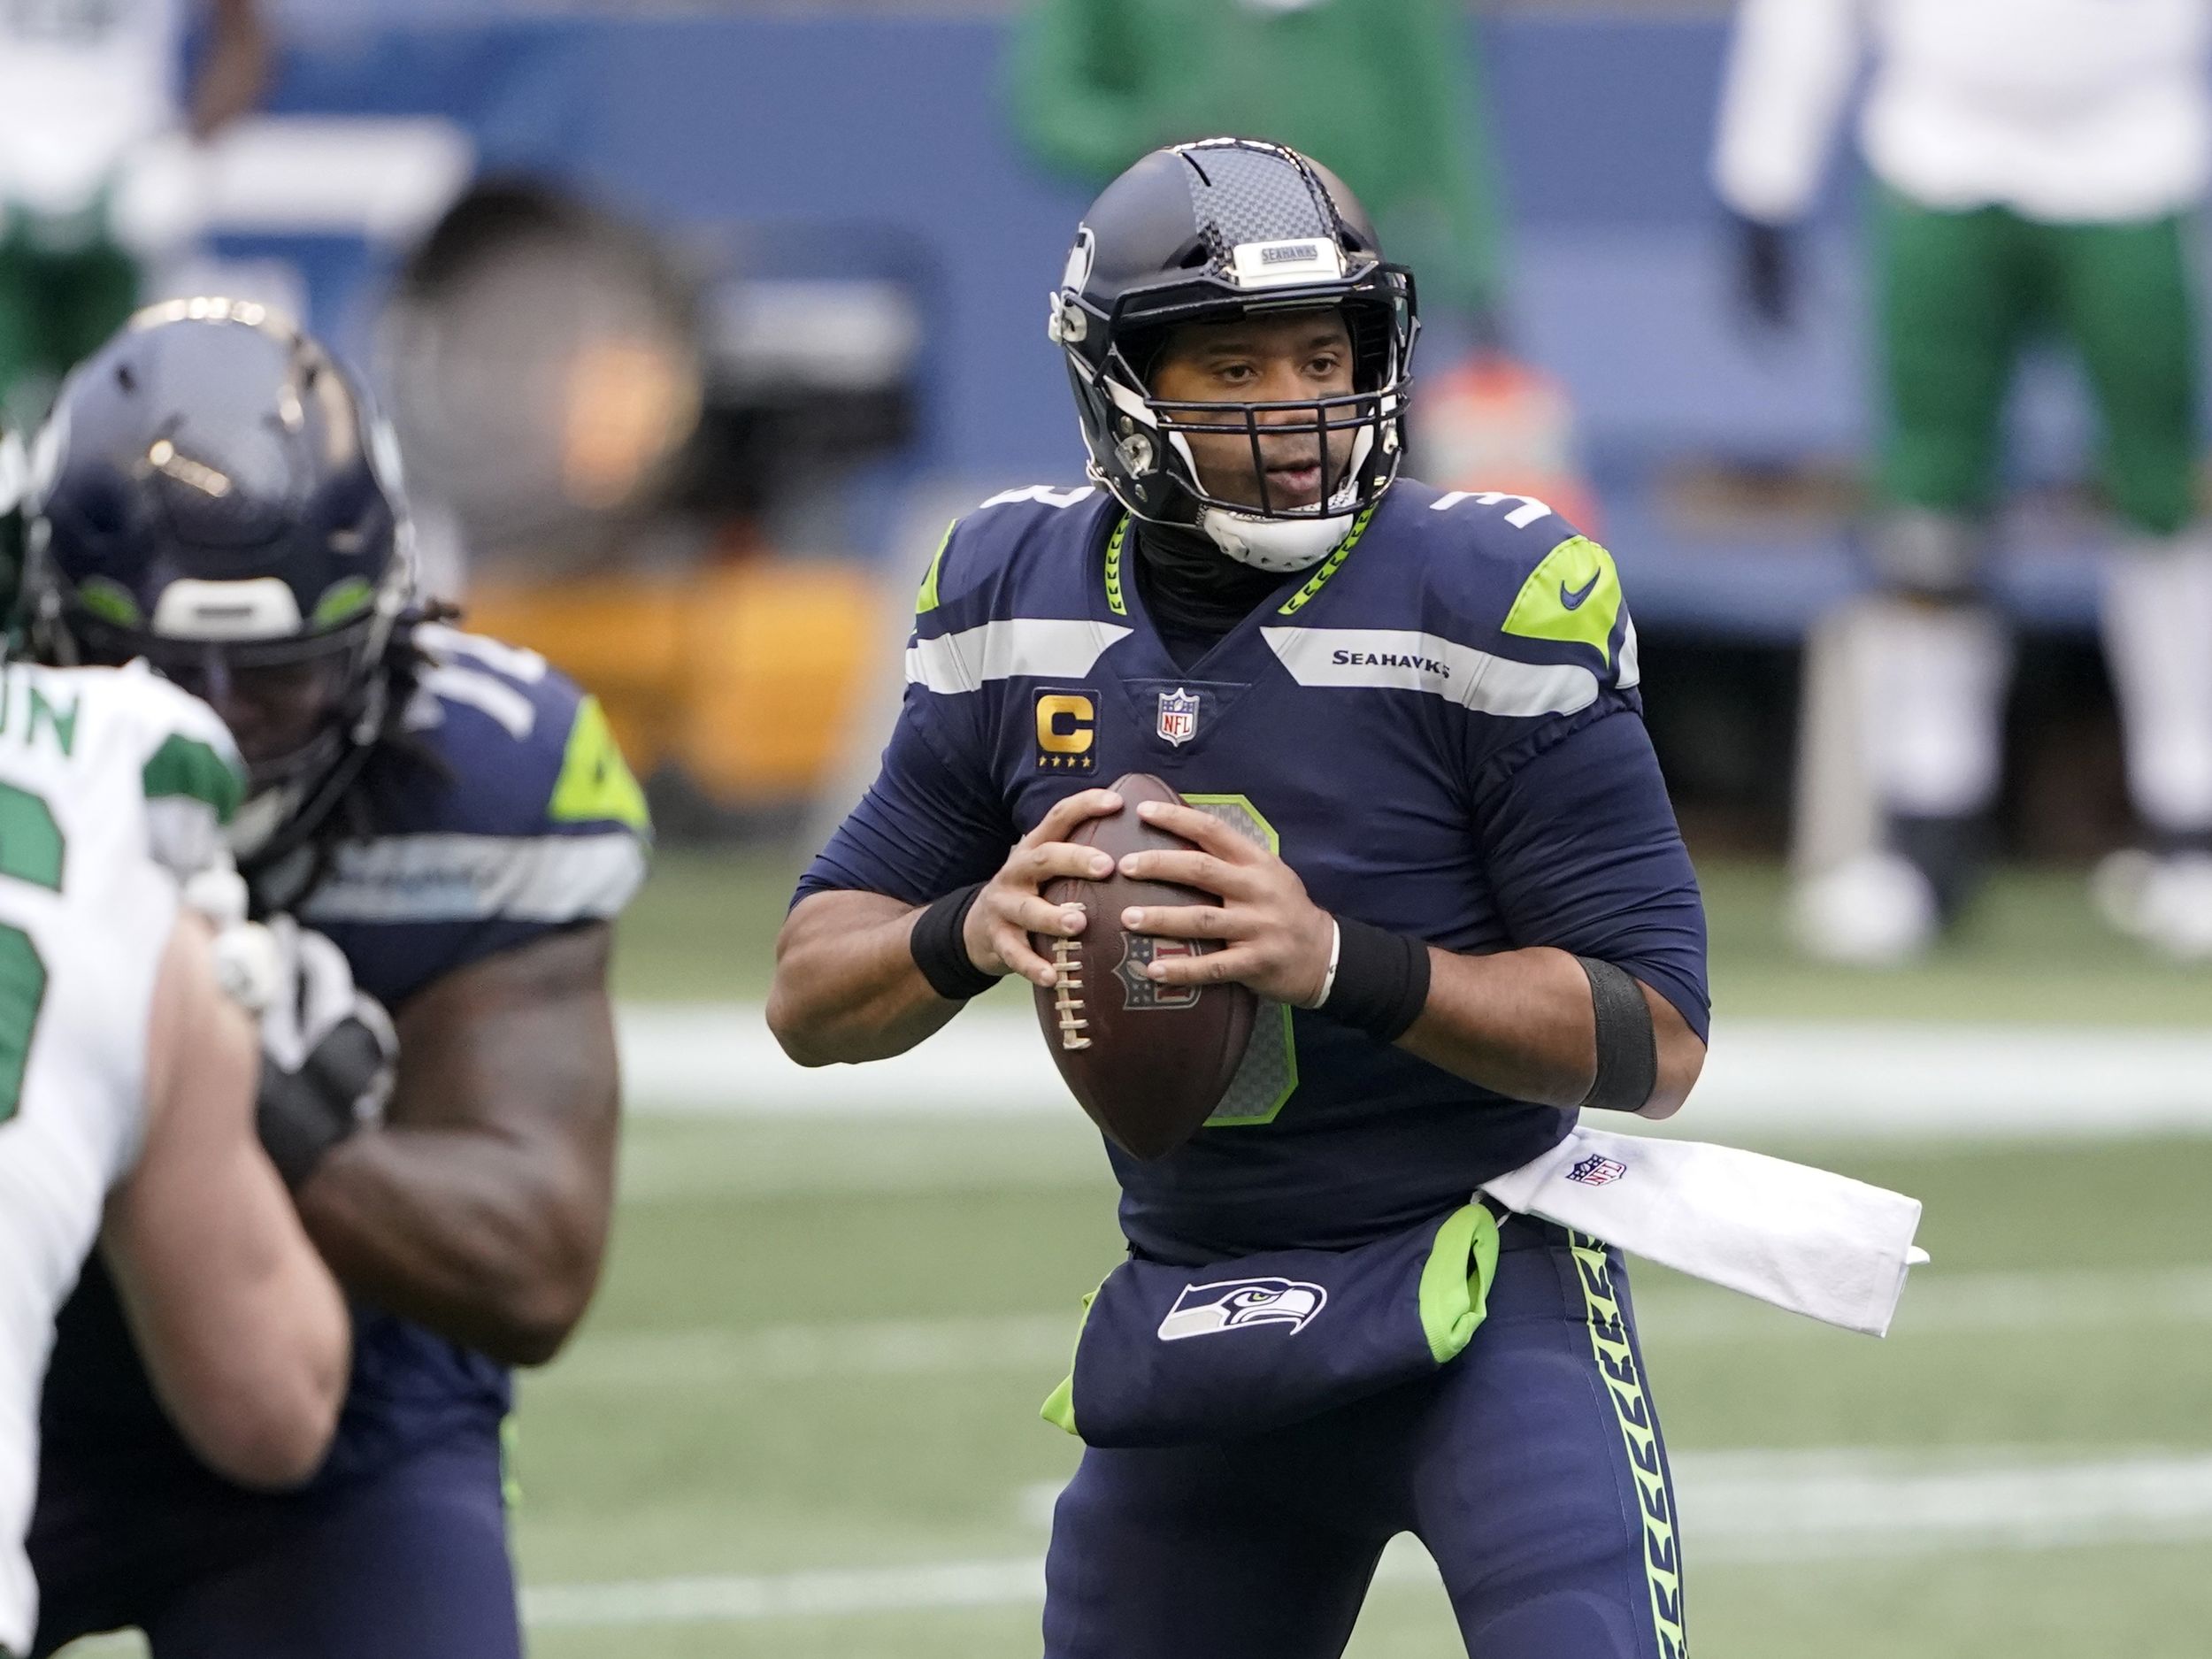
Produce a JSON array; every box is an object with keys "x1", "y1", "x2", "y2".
[
  {"x1": 1878, "y1": 190, "x2": 2201, "y2": 538},
  {"x1": 0, "y1": 218, "x2": 139, "y2": 427}
]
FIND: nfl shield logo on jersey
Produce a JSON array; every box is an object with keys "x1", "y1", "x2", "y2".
[
  {"x1": 1156, "y1": 687, "x2": 1200, "y2": 746},
  {"x1": 1567, "y1": 1154, "x2": 1628, "y2": 1187}
]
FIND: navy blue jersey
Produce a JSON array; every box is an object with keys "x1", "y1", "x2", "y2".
[
  {"x1": 798, "y1": 482, "x2": 1707, "y2": 1262},
  {"x1": 40, "y1": 626, "x2": 650, "y2": 1492}
]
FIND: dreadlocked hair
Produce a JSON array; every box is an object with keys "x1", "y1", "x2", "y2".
[
  {"x1": 333, "y1": 599, "x2": 465, "y2": 827},
  {"x1": 249, "y1": 599, "x2": 466, "y2": 908}
]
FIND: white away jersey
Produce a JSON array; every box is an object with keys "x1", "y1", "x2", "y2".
[
  {"x1": 1716, "y1": 0, "x2": 2212, "y2": 225},
  {"x1": 0, "y1": 0, "x2": 181, "y2": 218},
  {"x1": 0, "y1": 660, "x2": 240, "y2": 1654}
]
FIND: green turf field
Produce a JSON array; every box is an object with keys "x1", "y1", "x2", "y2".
[
  {"x1": 59, "y1": 853, "x2": 2212, "y2": 1659},
  {"x1": 498, "y1": 1121, "x2": 2212, "y2": 1659},
  {"x1": 574, "y1": 851, "x2": 2212, "y2": 1656}
]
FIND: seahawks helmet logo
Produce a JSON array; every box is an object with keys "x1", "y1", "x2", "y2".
[{"x1": 1156, "y1": 1277, "x2": 1327, "y2": 1342}]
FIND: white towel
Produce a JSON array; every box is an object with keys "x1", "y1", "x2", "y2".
[{"x1": 1480, "y1": 1127, "x2": 1928, "y2": 1337}]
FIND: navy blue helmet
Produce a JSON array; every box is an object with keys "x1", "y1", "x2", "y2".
[
  {"x1": 1049, "y1": 138, "x2": 1419, "y2": 535},
  {"x1": 22, "y1": 299, "x2": 415, "y2": 862}
]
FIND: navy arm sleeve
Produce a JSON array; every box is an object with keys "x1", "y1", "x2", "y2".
[
  {"x1": 1471, "y1": 694, "x2": 1711, "y2": 1041},
  {"x1": 793, "y1": 689, "x2": 1017, "y2": 910}
]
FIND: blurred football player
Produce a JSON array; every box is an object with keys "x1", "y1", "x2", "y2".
[
  {"x1": 1716, "y1": 0, "x2": 2212, "y2": 961},
  {"x1": 0, "y1": 657, "x2": 349, "y2": 1659},
  {"x1": 771, "y1": 139, "x2": 1708, "y2": 1659},
  {"x1": 1009, "y1": 0, "x2": 1504, "y2": 342},
  {"x1": 0, "y1": 1, "x2": 269, "y2": 426},
  {"x1": 18, "y1": 300, "x2": 650, "y2": 1658}
]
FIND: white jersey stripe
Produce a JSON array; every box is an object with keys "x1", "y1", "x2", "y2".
[
  {"x1": 1261, "y1": 627, "x2": 1601, "y2": 718},
  {"x1": 905, "y1": 618, "x2": 1133, "y2": 695},
  {"x1": 300, "y1": 832, "x2": 647, "y2": 926}
]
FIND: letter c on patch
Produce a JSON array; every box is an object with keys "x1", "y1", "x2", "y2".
[{"x1": 1035, "y1": 693, "x2": 1096, "y2": 755}]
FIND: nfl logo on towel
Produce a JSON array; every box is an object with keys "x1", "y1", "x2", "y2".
[
  {"x1": 1567, "y1": 1154, "x2": 1627, "y2": 1187},
  {"x1": 1156, "y1": 687, "x2": 1200, "y2": 746}
]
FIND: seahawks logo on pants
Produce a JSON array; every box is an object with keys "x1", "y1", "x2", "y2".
[{"x1": 1156, "y1": 1278, "x2": 1327, "y2": 1342}]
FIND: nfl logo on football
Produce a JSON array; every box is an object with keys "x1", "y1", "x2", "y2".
[
  {"x1": 1567, "y1": 1154, "x2": 1627, "y2": 1187},
  {"x1": 1156, "y1": 687, "x2": 1200, "y2": 746}
]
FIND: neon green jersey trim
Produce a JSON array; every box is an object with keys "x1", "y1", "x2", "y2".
[
  {"x1": 1416, "y1": 1202, "x2": 1499, "y2": 1364},
  {"x1": 1102, "y1": 517, "x2": 1129, "y2": 617},
  {"x1": 549, "y1": 695, "x2": 651, "y2": 835},
  {"x1": 141, "y1": 733, "x2": 244, "y2": 825},
  {"x1": 914, "y1": 519, "x2": 957, "y2": 615},
  {"x1": 1501, "y1": 535, "x2": 1623, "y2": 666},
  {"x1": 1276, "y1": 505, "x2": 1376, "y2": 618}
]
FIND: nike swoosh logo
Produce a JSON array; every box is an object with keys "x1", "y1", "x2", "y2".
[{"x1": 1559, "y1": 572, "x2": 1601, "y2": 611}]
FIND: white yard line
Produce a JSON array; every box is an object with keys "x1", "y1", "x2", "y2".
[
  {"x1": 1676, "y1": 1448, "x2": 2212, "y2": 1560},
  {"x1": 524, "y1": 1558, "x2": 1047, "y2": 1628},
  {"x1": 535, "y1": 1263, "x2": 2212, "y2": 1393},
  {"x1": 616, "y1": 1004, "x2": 2212, "y2": 1140},
  {"x1": 517, "y1": 1449, "x2": 2212, "y2": 1630},
  {"x1": 62, "y1": 1448, "x2": 2212, "y2": 1645}
]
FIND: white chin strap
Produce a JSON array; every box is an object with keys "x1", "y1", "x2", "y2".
[
  {"x1": 1171, "y1": 419, "x2": 1376, "y2": 573},
  {"x1": 226, "y1": 781, "x2": 303, "y2": 862},
  {"x1": 1197, "y1": 505, "x2": 1356, "y2": 572}
]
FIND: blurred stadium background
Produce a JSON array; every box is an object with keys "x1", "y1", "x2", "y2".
[{"x1": 24, "y1": 0, "x2": 2212, "y2": 1654}]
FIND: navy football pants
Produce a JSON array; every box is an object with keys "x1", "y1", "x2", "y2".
[
  {"x1": 1042, "y1": 1218, "x2": 1686, "y2": 1659},
  {"x1": 29, "y1": 1429, "x2": 521, "y2": 1659}
]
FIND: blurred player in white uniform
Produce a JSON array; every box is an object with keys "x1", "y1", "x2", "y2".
[
  {"x1": 0, "y1": 659, "x2": 348, "y2": 1659},
  {"x1": 1715, "y1": 0, "x2": 2212, "y2": 961},
  {"x1": 0, "y1": 0, "x2": 268, "y2": 424}
]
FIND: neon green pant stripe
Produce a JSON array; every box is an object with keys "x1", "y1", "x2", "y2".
[{"x1": 1568, "y1": 1233, "x2": 1686, "y2": 1658}]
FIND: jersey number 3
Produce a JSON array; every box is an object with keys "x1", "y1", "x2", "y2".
[{"x1": 0, "y1": 781, "x2": 64, "y2": 1128}]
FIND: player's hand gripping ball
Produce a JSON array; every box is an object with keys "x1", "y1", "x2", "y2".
[{"x1": 1028, "y1": 773, "x2": 1256, "y2": 1160}]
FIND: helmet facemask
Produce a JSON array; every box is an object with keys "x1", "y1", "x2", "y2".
[
  {"x1": 31, "y1": 525, "x2": 415, "y2": 864},
  {"x1": 1061, "y1": 286, "x2": 1416, "y2": 572},
  {"x1": 1051, "y1": 141, "x2": 1420, "y2": 572}
]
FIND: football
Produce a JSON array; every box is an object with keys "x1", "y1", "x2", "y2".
[{"x1": 1031, "y1": 772, "x2": 1257, "y2": 1160}]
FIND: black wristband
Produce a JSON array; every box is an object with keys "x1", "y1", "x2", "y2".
[
  {"x1": 1318, "y1": 916, "x2": 1432, "y2": 1044},
  {"x1": 909, "y1": 881, "x2": 999, "y2": 1002},
  {"x1": 1575, "y1": 956, "x2": 1658, "y2": 1113}
]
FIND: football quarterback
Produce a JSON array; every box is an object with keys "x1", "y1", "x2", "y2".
[{"x1": 772, "y1": 139, "x2": 1707, "y2": 1659}]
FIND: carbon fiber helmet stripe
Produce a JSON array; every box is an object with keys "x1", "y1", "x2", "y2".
[{"x1": 1179, "y1": 141, "x2": 1341, "y2": 277}]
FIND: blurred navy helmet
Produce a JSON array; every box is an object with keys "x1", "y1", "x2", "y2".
[
  {"x1": 23, "y1": 298, "x2": 415, "y2": 860},
  {"x1": 1048, "y1": 138, "x2": 1418, "y2": 558}
]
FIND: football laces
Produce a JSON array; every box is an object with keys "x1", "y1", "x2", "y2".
[{"x1": 1051, "y1": 935, "x2": 1090, "y2": 1050}]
